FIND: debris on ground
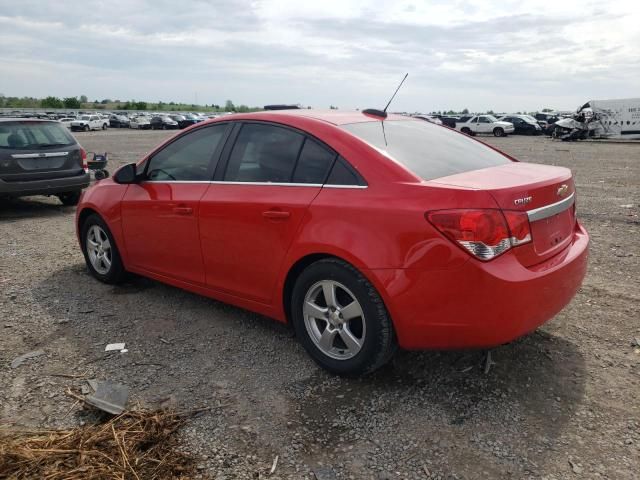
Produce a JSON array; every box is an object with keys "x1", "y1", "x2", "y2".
[
  {"x1": 0, "y1": 408, "x2": 203, "y2": 479},
  {"x1": 313, "y1": 466, "x2": 338, "y2": 479},
  {"x1": 568, "y1": 459, "x2": 583, "y2": 474},
  {"x1": 483, "y1": 350, "x2": 496, "y2": 374},
  {"x1": 269, "y1": 454, "x2": 279, "y2": 475},
  {"x1": 84, "y1": 381, "x2": 130, "y2": 415},
  {"x1": 105, "y1": 342, "x2": 127, "y2": 353},
  {"x1": 10, "y1": 350, "x2": 45, "y2": 369}
]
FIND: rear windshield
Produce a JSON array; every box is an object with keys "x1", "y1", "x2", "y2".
[
  {"x1": 0, "y1": 121, "x2": 76, "y2": 149},
  {"x1": 341, "y1": 120, "x2": 510, "y2": 180}
]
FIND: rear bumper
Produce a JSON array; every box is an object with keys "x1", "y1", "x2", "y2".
[
  {"x1": 0, "y1": 173, "x2": 90, "y2": 197},
  {"x1": 372, "y1": 222, "x2": 589, "y2": 350}
]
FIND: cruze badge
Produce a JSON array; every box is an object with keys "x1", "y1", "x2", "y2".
[
  {"x1": 514, "y1": 196, "x2": 532, "y2": 206},
  {"x1": 557, "y1": 184, "x2": 569, "y2": 197}
]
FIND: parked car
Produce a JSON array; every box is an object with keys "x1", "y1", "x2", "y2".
[
  {"x1": 437, "y1": 116, "x2": 459, "y2": 128},
  {"x1": 58, "y1": 117, "x2": 76, "y2": 129},
  {"x1": 455, "y1": 115, "x2": 515, "y2": 137},
  {"x1": 150, "y1": 116, "x2": 179, "y2": 130},
  {"x1": 499, "y1": 115, "x2": 542, "y2": 135},
  {"x1": 130, "y1": 116, "x2": 151, "y2": 130},
  {"x1": 0, "y1": 118, "x2": 90, "y2": 204},
  {"x1": 169, "y1": 114, "x2": 199, "y2": 129},
  {"x1": 76, "y1": 110, "x2": 589, "y2": 375},
  {"x1": 71, "y1": 115, "x2": 108, "y2": 132},
  {"x1": 109, "y1": 114, "x2": 130, "y2": 128},
  {"x1": 412, "y1": 114, "x2": 443, "y2": 125}
]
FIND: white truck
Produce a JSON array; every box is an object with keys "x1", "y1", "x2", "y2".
[
  {"x1": 70, "y1": 114, "x2": 108, "y2": 132},
  {"x1": 577, "y1": 98, "x2": 640, "y2": 140},
  {"x1": 454, "y1": 115, "x2": 515, "y2": 137}
]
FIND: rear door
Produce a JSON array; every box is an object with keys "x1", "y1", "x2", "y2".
[
  {"x1": 199, "y1": 122, "x2": 336, "y2": 303},
  {"x1": 120, "y1": 123, "x2": 230, "y2": 284},
  {"x1": 0, "y1": 121, "x2": 83, "y2": 182}
]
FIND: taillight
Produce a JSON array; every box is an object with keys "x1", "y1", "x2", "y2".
[
  {"x1": 80, "y1": 148, "x2": 88, "y2": 173},
  {"x1": 426, "y1": 209, "x2": 531, "y2": 261}
]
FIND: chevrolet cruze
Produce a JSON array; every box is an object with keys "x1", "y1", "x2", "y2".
[{"x1": 76, "y1": 110, "x2": 589, "y2": 375}]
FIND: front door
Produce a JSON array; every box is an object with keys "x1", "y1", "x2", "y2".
[
  {"x1": 199, "y1": 122, "x2": 336, "y2": 304},
  {"x1": 120, "y1": 124, "x2": 229, "y2": 284}
]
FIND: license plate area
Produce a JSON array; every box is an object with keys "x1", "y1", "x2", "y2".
[{"x1": 531, "y1": 208, "x2": 573, "y2": 256}]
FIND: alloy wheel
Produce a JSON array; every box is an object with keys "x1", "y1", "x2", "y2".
[
  {"x1": 86, "y1": 225, "x2": 112, "y2": 275},
  {"x1": 303, "y1": 280, "x2": 366, "y2": 360}
]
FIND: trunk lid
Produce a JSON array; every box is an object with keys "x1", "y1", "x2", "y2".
[{"x1": 430, "y1": 162, "x2": 577, "y2": 266}]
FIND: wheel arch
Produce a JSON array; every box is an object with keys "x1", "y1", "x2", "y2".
[{"x1": 281, "y1": 251, "x2": 394, "y2": 329}]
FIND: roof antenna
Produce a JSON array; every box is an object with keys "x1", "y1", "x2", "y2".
[{"x1": 363, "y1": 73, "x2": 409, "y2": 119}]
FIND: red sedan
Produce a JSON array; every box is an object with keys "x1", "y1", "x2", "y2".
[{"x1": 76, "y1": 110, "x2": 589, "y2": 375}]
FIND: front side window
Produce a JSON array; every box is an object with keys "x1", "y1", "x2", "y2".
[
  {"x1": 478, "y1": 116, "x2": 490, "y2": 123},
  {"x1": 146, "y1": 125, "x2": 227, "y2": 181},
  {"x1": 224, "y1": 123, "x2": 304, "y2": 182}
]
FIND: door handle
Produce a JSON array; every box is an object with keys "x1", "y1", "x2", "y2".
[
  {"x1": 262, "y1": 210, "x2": 290, "y2": 220},
  {"x1": 172, "y1": 206, "x2": 193, "y2": 215}
]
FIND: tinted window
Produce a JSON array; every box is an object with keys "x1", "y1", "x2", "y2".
[
  {"x1": 326, "y1": 156, "x2": 366, "y2": 186},
  {"x1": 478, "y1": 116, "x2": 490, "y2": 123},
  {"x1": 224, "y1": 123, "x2": 304, "y2": 182},
  {"x1": 146, "y1": 125, "x2": 226, "y2": 181},
  {"x1": 0, "y1": 121, "x2": 75, "y2": 149},
  {"x1": 341, "y1": 120, "x2": 510, "y2": 181},
  {"x1": 292, "y1": 138, "x2": 335, "y2": 184}
]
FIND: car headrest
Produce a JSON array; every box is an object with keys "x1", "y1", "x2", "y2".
[
  {"x1": 7, "y1": 133, "x2": 26, "y2": 148},
  {"x1": 257, "y1": 140, "x2": 293, "y2": 182}
]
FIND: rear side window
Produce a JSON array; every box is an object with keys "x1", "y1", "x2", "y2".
[
  {"x1": 326, "y1": 157, "x2": 366, "y2": 186},
  {"x1": 0, "y1": 121, "x2": 75, "y2": 149},
  {"x1": 292, "y1": 138, "x2": 335, "y2": 184},
  {"x1": 224, "y1": 123, "x2": 304, "y2": 182},
  {"x1": 146, "y1": 125, "x2": 226, "y2": 181},
  {"x1": 341, "y1": 120, "x2": 510, "y2": 180}
]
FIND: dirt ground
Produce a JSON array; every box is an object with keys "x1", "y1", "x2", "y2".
[{"x1": 1, "y1": 129, "x2": 638, "y2": 479}]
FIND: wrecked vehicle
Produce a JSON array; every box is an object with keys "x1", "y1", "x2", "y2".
[{"x1": 554, "y1": 98, "x2": 640, "y2": 140}]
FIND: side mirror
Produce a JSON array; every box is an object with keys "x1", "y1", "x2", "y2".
[{"x1": 113, "y1": 163, "x2": 137, "y2": 184}]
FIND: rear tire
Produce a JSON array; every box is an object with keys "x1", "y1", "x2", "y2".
[
  {"x1": 57, "y1": 191, "x2": 81, "y2": 206},
  {"x1": 102, "y1": 123, "x2": 108, "y2": 130},
  {"x1": 493, "y1": 127, "x2": 505, "y2": 137},
  {"x1": 80, "y1": 213, "x2": 126, "y2": 284},
  {"x1": 291, "y1": 258, "x2": 397, "y2": 376}
]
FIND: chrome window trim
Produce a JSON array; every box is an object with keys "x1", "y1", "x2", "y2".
[
  {"x1": 11, "y1": 151, "x2": 70, "y2": 158},
  {"x1": 527, "y1": 192, "x2": 574, "y2": 222},
  {"x1": 141, "y1": 180, "x2": 367, "y2": 188}
]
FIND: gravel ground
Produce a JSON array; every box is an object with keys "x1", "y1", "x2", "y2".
[{"x1": 1, "y1": 129, "x2": 638, "y2": 479}]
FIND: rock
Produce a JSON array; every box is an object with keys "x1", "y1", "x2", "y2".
[{"x1": 10, "y1": 350, "x2": 45, "y2": 368}]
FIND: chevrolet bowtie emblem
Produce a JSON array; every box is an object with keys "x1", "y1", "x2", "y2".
[{"x1": 557, "y1": 184, "x2": 569, "y2": 197}]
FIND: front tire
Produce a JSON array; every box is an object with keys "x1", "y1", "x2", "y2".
[
  {"x1": 291, "y1": 258, "x2": 396, "y2": 376},
  {"x1": 83, "y1": 125, "x2": 89, "y2": 132},
  {"x1": 493, "y1": 127, "x2": 505, "y2": 137},
  {"x1": 461, "y1": 127, "x2": 472, "y2": 135},
  {"x1": 81, "y1": 213, "x2": 126, "y2": 284}
]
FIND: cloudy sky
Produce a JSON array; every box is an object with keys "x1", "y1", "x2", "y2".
[{"x1": 1, "y1": 0, "x2": 638, "y2": 112}]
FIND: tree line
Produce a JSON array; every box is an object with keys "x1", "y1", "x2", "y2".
[{"x1": 0, "y1": 95, "x2": 259, "y2": 113}]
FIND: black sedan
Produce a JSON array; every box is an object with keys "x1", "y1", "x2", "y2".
[
  {"x1": 109, "y1": 114, "x2": 130, "y2": 128},
  {"x1": 499, "y1": 115, "x2": 542, "y2": 135},
  {"x1": 169, "y1": 114, "x2": 200, "y2": 129},
  {"x1": 150, "y1": 116, "x2": 179, "y2": 130}
]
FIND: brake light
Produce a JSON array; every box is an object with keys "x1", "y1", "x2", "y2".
[
  {"x1": 426, "y1": 209, "x2": 531, "y2": 261},
  {"x1": 80, "y1": 148, "x2": 88, "y2": 173}
]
